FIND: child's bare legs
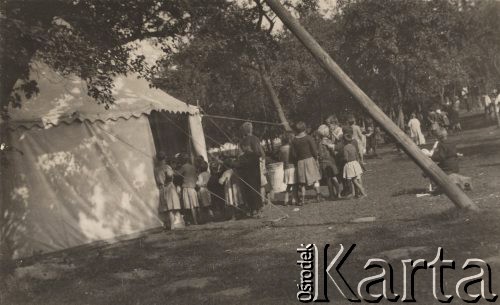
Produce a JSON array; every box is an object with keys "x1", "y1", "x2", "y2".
[
  {"x1": 168, "y1": 211, "x2": 176, "y2": 229},
  {"x1": 332, "y1": 177, "x2": 341, "y2": 198},
  {"x1": 341, "y1": 178, "x2": 350, "y2": 197},
  {"x1": 285, "y1": 184, "x2": 299, "y2": 205},
  {"x1": 230, "y1": 206, "x2": 237, "y2": 220},
  {"x1": 191, "y1": 207, "x2": 199, "y2": 225},
  {"x1": 350, "y1": 180, "x2": 356, "y2": 197},
  {"x1": 326, "y1": 177, "x2": 341, "y2": 199},
  {"x1": 293, "y1": 185, "x2": 299, "y2": 204},
  {"x1": 284, "y1": 185, "x2": 292, "y2": 205},
  {"x1": 342, "y1": 179, "x2": 354, "y2": 199},
  {"x1": 169, "y1": 211, "x2": 185, "y2": 229},
  {"x1": 299, "y1": 184, "x2": 306, "y2": 205},
  {"x1": 204, "y1": 207, "x2": 214, "y2": 220},
  {"x1": 261, "y1": 186, "x2": 267, "y2": 205},
  {"x1": 353, "y1": 177, "x2": 367, "y2": 197},
  {"x1": 326, "y1": 178, "x2": 334, "y2": 199},
  {"x1": 314, "y1": 181, "x2": 322, "y2": 202}
]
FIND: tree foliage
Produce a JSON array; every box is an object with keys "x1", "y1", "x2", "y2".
[
  {"x1": 0, "y1": 0, "x2": 227, "y2": 111},
  {"x1": 159, "y1": 0, "x2": 500, "y2": 137},
  {"x1": 155, "y1": 0, "x2": 319, "y2": 144},
  {"x1": 458, "y1": 0, "x2": 500, "y2": 91},
  {"x1": 1, "y1": 0, "x2": 499, "y2": 134}
]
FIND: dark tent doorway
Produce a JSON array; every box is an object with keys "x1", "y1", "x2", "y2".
[{"x1": 148, "y1": 110, "x2": 191, "y2": 159}]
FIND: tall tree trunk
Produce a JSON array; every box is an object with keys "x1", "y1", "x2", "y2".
[
  {"x1": 390, "y1": 70, "x2": 406, "y2": 130},
  {"x1": 439, "y1": 86, "x2": 445, "y2": 105},
  {"x1": 396, "y1": 104, "x2": 405, "y2": 130},
  {"x1": 258, "y1": 67, "x2": 292, "y2": 132}
]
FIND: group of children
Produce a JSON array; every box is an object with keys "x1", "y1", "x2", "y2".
[
  {"x1": 154, "y1": 153, "x2": 215, "y2": 229},
  {"x1": 155, "y1": 152, "x2": 213, "y2": 229},
  {"x1": 154, "y1": 143, "x2": 266, "y2": 229},
  {"x1": 279, "y1": 116, "x2": 368, "y2": 206}
]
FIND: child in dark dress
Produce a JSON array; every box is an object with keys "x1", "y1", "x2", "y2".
[
  {"x1": 208, "y1": 161, "x2": 225, "y2": 217},
  {"x1": 424, "y1": 129, "x2": 461, "y2": 193},
  {"x1": 317, "y1": 125, "x2": 341, "y2": 199},
  {"x1": 291, "y1": 121, "x2": 322, "y2": 205},
  {"x1": 431, "y1": 129, "x2": 459, "y2": 174}
]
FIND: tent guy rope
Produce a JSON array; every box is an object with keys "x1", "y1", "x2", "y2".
[
  {"x1": 202, "y1": 113, "x2": 284, "y2": 126},
  {"x1": 159, "y1": 111, "x2": 289, "y2": 220}
]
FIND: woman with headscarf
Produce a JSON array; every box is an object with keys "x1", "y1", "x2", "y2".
[
  {"x1": 237, "y1": 142, "x2": 262, "y2": 216},
  {"x1": 239, "y1": 122, "x2": 267, "y2": 206}
]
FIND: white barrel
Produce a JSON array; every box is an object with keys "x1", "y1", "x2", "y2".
[{"x1": 266, "y1": 162, "x2": 287, "y2": 193}]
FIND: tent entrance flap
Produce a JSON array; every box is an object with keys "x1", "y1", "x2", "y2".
[{"x1": 149, "y1": 110, "x2": 191, "y2": 159}]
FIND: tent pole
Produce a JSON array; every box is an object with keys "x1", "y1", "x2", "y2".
[{"x1": 264, "y1": 0, "x2": 478, "y2": 211}]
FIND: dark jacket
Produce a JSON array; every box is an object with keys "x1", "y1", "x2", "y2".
[
  {"x1": 432, "y1": 140, "x2": 459, "y2": 174},
  {"x1": 291, "y1": 134, "x2": 318, "y2": 161}
]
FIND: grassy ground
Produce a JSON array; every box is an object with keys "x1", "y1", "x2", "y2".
[{"x1": 1, "y1": 112, "x2": 500, "y2": 305}]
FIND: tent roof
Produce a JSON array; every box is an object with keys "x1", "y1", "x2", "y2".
[{"x1": 6, "y1": 62, "x2": 198, "y2": 130}]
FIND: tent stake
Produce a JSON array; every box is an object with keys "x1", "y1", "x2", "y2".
[{"x1": 264, "y1": 0, "x2": 478, "y2": 211}]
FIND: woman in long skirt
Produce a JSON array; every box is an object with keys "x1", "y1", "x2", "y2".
[{"x1": 408, "y1": 113, "x2": 426, "y2": 146}]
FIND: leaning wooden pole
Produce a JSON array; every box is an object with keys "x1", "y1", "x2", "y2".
[
  {"x1": 265, "y1": 0, "x2": 478, "y2": 210},
  {"x1": 259, "y1": 68, "x2": 293, "y2": 132}
]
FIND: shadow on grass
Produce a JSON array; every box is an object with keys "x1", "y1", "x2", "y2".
[
  {"x1": 477, "y1": 162, "x2": 500, "y2": 168},
  {"x1": 392, "y1": 187, "x2": 428, "y2": 197},
  {"x1": 461, "y1": 112, "x2": 498, "y2": 130},
  {"x1": 459, "y1": 142, "x2": 500, "y2": 157}
]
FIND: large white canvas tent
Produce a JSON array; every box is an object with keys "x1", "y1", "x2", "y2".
[{"x1": 0, "y1": 63, "x2": 207, "y2": 258}]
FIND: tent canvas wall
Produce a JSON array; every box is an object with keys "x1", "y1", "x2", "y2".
[{"x1": 0, "y1": 63, "x2": 207, "y2": 258}]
